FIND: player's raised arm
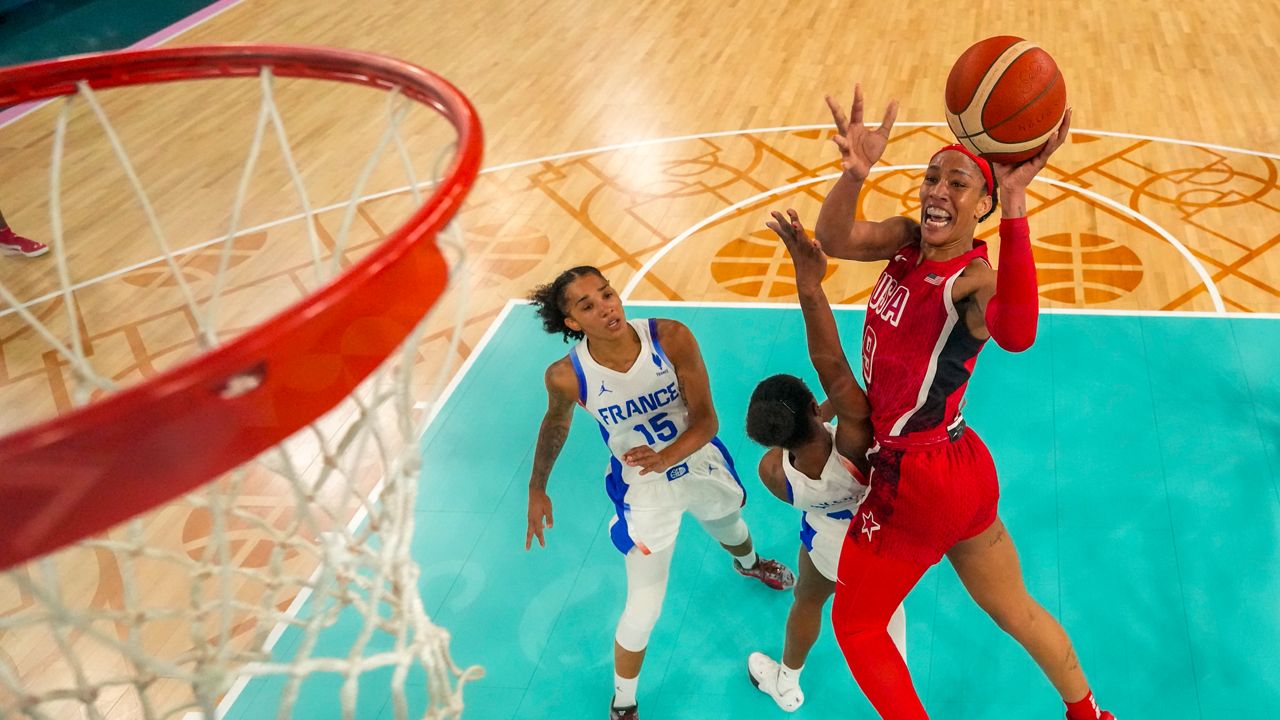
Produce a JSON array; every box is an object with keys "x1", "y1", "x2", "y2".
[
  {"x1": 814, "y1": 84, "x2": 915, "y2": 262},
  {"x1": 525, "y1": 360, "x2": 578, "y2": 550},
  {"x1": 767, "y1": 209, "x2": 872, "y2": 456},
  {"x1": 960, "y1": 109, "x2": 1072, "y2": 353}
]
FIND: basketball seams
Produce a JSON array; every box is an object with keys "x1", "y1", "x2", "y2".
[
  {"x1": 983, "y1": 68, "x2": 1064, "y2": 142},
  {"x1": 955, "y1": 40, "x2": 1038, "y2": 139},
  {"x1": 945, "y1": 36, "x2": 1066, "y2": 162}
]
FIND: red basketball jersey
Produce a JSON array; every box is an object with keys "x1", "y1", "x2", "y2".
[{"x1": 861, "y1": 241, "x2": 989, "y2": 442}]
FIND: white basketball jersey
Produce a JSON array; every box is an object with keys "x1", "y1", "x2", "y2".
[
  {"x1": 781, "y1": 422, "x2": 868, "y2": 516},
  {"x1": 569, "y1": 318, "x2": 690, "y2": 484}
]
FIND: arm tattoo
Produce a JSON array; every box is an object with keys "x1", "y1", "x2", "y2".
[{"x1": 529, "y1": 418, "x2": 570, "y2": 492}]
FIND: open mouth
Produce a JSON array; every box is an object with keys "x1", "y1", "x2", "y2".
[
  {"x1": 923, "y1": 207, "x2": 952, "y2": 228},
  {"x1": 606, "y1": 318, "x2": 622, "y2": 330}
]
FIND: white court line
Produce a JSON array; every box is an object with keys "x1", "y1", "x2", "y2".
[
  {"x1": 619, "y1": 166, "x2": 1226, "y2": 314},
  {"x1": 2, "y1": 121, "x2": 1274, "y2": 320},
  {"x1": 209, "y1": 298, "x2": 519, "y2": 719},
  {"x1": 617, "y1": 298, "x2": 1280, "y2": 320},
  {"x1": 1035, "y1": 177, "x2": 1224, "y2": 312}
]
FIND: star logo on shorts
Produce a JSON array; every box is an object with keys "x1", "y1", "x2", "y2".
[{"x1": 860, "y1": 511, "x2": 880, "y2": 541}]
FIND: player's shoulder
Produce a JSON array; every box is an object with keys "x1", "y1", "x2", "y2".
[
  {"x1": 756, "y1": 448, "x2": 791, "y2": 503},
  {"x1": 651, "y1": 318, "x2": 698, "y2": 349},
  {"x1": 544, "y1": 356, "x2": 579, "y2": 394},
  {"x1": 650, "y1": 317, "x2": 690, "y2": 335}
]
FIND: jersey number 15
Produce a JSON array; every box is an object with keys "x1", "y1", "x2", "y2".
[{"x1": 634, "y1": 412, "x2": 678, "y2": 445}]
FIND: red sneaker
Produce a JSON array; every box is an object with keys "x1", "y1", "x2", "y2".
[
  {"x1": 735, "y1": 557, "x2": 796, "y2": 590},
  {"x1": 0, "y1": 229, "x2": 48, "y2": 258},
  {"x1": 1066, "y1": 708, "x2": 1116, "y2": 720}
]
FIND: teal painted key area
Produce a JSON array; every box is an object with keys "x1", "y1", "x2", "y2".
[{"x1": 230, "y1": 303, "x2": 1280, "y2": 719}]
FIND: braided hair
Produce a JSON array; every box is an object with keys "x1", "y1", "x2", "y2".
[
  {"x1": 746, "y1": 374, "x2": 818, "y2": 449},
  {"x1": 528, "y1": 265, "x2": 606, "y2": 342}
]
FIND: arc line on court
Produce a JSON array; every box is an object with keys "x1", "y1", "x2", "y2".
[{"x1": 619, "y1": 167, "x2": 1225, "y2": 314}]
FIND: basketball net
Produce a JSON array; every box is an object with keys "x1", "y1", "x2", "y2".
[{"x1": 0, "y1": 47, "x2": 483, "y2": 719}]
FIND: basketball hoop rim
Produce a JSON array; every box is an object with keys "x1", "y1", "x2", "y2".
[{"x1": 0, "y1": 45, "x2": 483, "y2": 570}]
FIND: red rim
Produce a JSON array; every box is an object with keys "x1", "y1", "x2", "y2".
[{"x1": 0, "y1": 45, "x2": 483, "y2": 570}]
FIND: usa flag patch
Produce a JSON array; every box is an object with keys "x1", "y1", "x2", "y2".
[{"x1": 925, "y1": 272, "x2": 944, "y2": 285}]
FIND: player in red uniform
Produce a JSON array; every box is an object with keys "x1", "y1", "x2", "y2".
[{"x1": 770, "y1": 84, "x2": 1115, "y2": 720}]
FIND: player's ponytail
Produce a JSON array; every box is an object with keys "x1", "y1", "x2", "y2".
[
  {"x1": 528, "y1": 265, "x2": 605, "y2": 342},
  {"x1": 746, "y1": 374, "x2": 818, "y2": 449}
]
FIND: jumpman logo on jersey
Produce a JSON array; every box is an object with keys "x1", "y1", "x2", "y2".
[
  {"x1": 598, "y1": 382, "x2": 612, "y2": 397},
  {"x1": 860, "y1": 511, "x2": 880, "y2": 541}
]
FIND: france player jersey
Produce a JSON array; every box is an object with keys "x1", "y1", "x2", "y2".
[{"x1": 569, "y1": 318, "x2": 690, "y2": 485}]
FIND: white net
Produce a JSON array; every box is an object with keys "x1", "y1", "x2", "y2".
[{"x1": 0, "y1": 59, "x2": 482, "y2": 719}]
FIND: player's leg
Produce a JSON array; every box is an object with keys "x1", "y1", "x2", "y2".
[
  {"x1": 947, "y1": 517, "x2": 1114, "y2": 720},
  {"x1": 696, "y1": 508, "x2": 795, "y2": 590},
  {"x1": 748, "y1": 546, "x2": 833, "y2": 711},
  {"x1": 612, "y1": 542, "x2": 676, "y2": 718},
  {"x1": 692, "y1": 442, "x2": 795, "y2": 589},
  {"x1": 832, "y1": 532, "x2": 932, "y2": 719}
]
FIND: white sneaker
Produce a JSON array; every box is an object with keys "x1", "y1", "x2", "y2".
[{"x1": 747, "y1": 651, "x2": 804, "y2": 711}]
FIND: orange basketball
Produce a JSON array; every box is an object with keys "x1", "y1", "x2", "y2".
[{"x1": 944, "y1": 36, "x2": 1066, "y2": 164}]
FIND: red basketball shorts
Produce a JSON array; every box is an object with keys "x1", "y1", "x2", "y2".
[{"x1": 845, "y1": 427, "x2": 1000, "y2": 566}]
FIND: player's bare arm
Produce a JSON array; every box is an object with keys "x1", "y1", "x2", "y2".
[
  {"x1": 756, "y1": 448, "x2": 791, "y2": 503},
  {"x1": 621, "y1": 319, "x2": 718, "y2": 475},
  {"x1": 526, "y1": 359, "x2": 577, "y2": 549},
  {"x1": 814, "y1": 84, "x2": 915, "y2": 262},
  {"x1": 767, "y1": 209, "x2": 873, "y2": 469}
]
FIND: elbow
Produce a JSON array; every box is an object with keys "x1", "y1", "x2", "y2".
[
  {"x1": 813, "y1": 226, "x2": 837, "y2": 255},
  {"x1": 991, "y1": 327, "x2": 1037, "y2": 353}
]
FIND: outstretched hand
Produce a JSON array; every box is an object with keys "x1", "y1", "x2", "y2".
[
  {"x1": 767, "y1": 209, "x2": 826, "y2": 288},
  {"x1": 826, "y1": 83, "x2": 899, "y2": 182},
  {"x1": 992, "y1": 108, "x2": 1073, "y2": 193}
]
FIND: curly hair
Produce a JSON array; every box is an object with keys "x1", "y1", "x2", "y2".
[
  {"x1": 528, "y1": 265, "x2": 606, "y2": 342},
  {"x1": 746, "y1": 374, "x2": 818, "y2": 449}
]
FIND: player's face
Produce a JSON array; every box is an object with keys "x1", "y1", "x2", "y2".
[
  {"x1": 918, "y1": 151, "x2": 993, "y2": 247},
  {"x1": 562, "y1": 275, "x2": 627, "y2": 339}
]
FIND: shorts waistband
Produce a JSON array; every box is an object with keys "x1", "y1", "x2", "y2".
[{"x1": 874, "y1": 418, "x2": 967, "y2": 451}]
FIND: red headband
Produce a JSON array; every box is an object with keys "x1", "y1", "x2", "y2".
[{"x1": 931, "y1": 143, "x2": 994, "y2": 196}]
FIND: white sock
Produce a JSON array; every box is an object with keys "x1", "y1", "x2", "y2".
[
  {"x1": 613, "y1": 673, "x2": 638, "y2": 708},
  {"x1": 778, "y1": 662, "x2": 802, "y2": 691},
  {"x1": 734, "y1": 549, "x2": 758, "y2": 569}
]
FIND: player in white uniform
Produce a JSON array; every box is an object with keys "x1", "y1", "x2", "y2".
[
  {"x1": 739, "y1": 210, "x2": 910, "y2": 712},
  {"x1": 525, "y1": 265, "x2": 796, "y2": 720}
]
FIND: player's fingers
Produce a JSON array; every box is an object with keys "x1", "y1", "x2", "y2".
[
  {"x1": 1051, "y1": 107, "x2": 1073, "y2": 150},
  {"x1": 878, "y1": 99, "x2": 900, "y2": 136},
  {"x1": 850, "y1": 83, "x2": 863, "y2": 125},
  {"x1": 825, "y1": 95, "x2": 848, "y2": 131}
]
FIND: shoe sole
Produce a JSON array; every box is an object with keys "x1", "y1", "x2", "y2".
[{"x1": 0, "y1": 247, "x2": 49, "y2": 257}]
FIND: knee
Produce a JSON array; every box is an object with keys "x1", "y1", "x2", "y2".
[
  {"x1": 830, "y1": 604, "x2": 876, "y2": 648},
  {"x1": 616, "y1": 595, "x2": 665, "y2": 652},
  {"x1": 699, "y1": 511, "x2": 749, "y2": 547},
  {"x1": 982, "y1": 596, "x2": 1041, "y2": 636}
]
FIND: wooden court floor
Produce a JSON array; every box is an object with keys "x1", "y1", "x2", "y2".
[{"x1": 1, "y1": 1, "x2": 1277, "y2": 718}]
